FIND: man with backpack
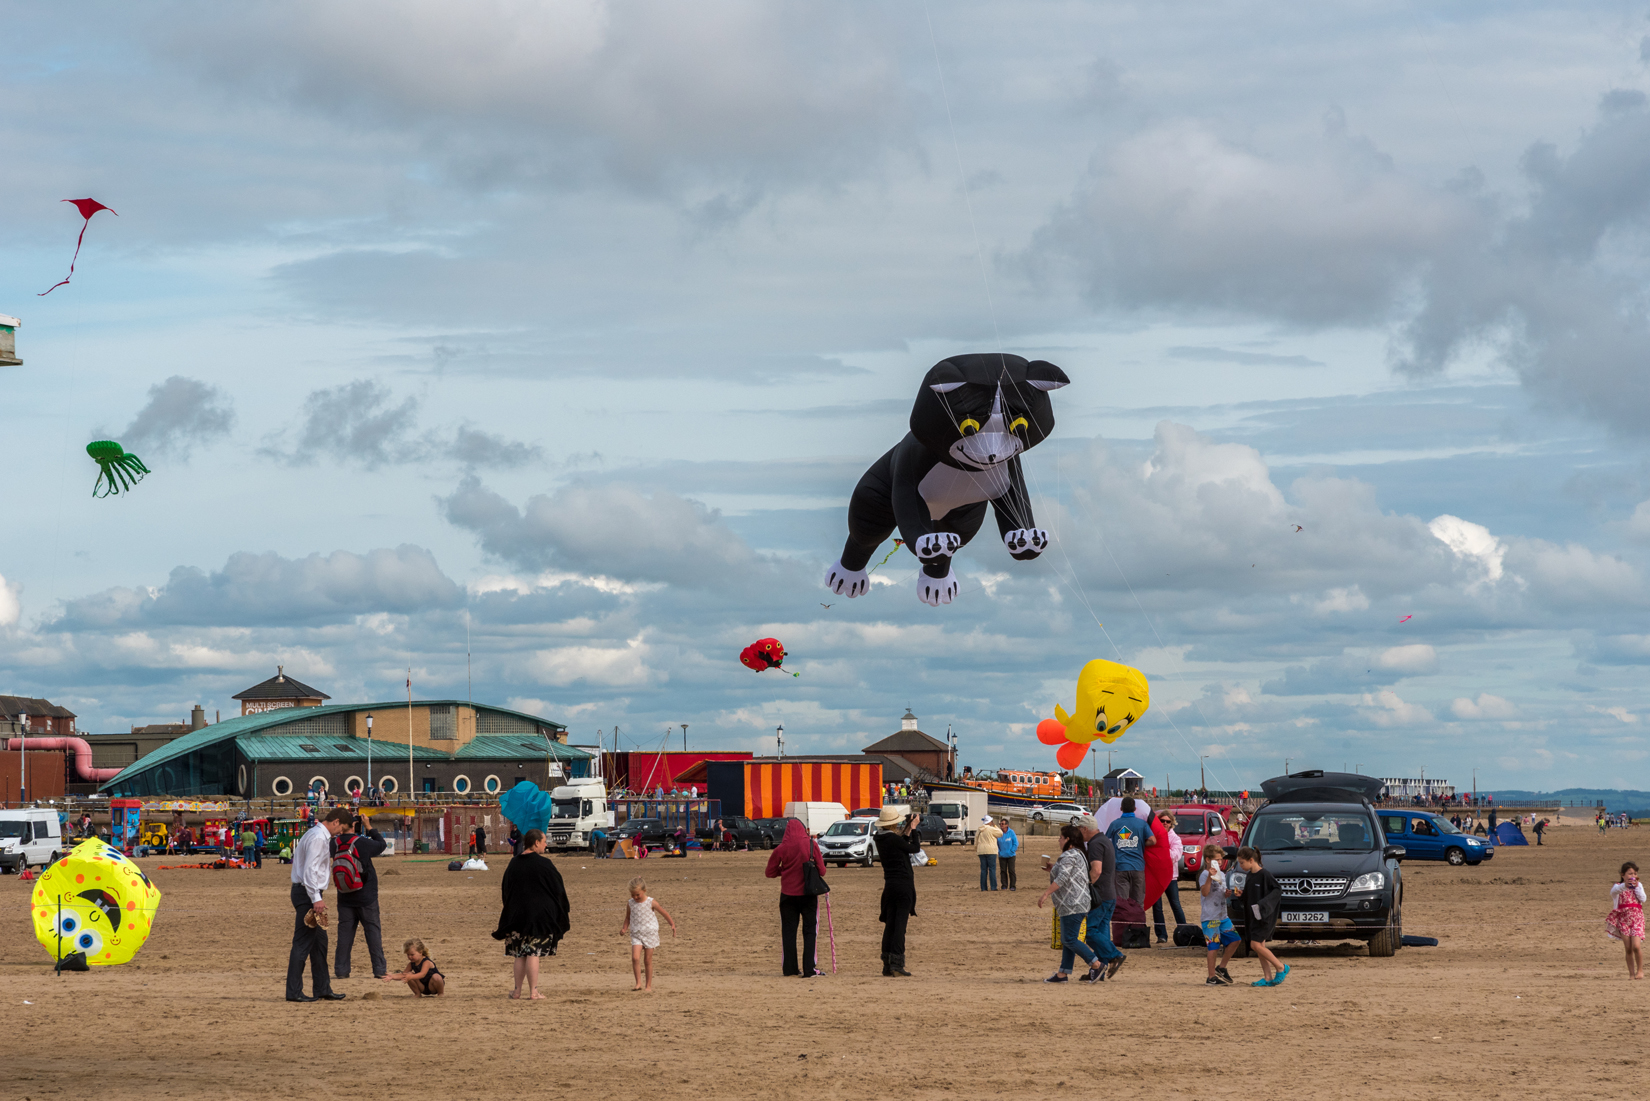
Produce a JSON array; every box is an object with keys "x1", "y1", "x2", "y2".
[{"x1": 332, "y1": 814, "x2": 389, "y2": 981}]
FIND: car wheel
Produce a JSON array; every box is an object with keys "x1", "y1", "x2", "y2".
[
  {"x1": 762, "y1": 835, "x2": 773, "y2": 850},
  {"x1": 1368, "y1": 906, "x2": 1401, "y2": 957},
  {"x1": 1445, "y1": 847, "x2": 1465, "y2": 866},
  {"x1": 861, "y1": 849, "x2": 874, "y2": 868},
  {"x1": 1032, "y1": 812, "x2": 1044, "y2": 822}
]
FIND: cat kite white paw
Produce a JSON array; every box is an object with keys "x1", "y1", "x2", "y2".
[
  {"x1": 1003, "y1": 528, "x2": 1048, "y2": 559},
  {"x1": 914, "y1": 532, "x2": 962, "y2": 560},
  {"x1": 917, "y1": 568, "x2": 959, "y2": 606},
  {"x1": 825, "y1": 560, "x2": 869, "y2": 598}
]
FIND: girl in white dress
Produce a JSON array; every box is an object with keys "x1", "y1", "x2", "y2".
[{"x1": 621, "y1": 877, "x2": 677, "y2": 991}]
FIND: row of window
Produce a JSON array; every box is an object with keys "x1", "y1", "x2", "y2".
[{"x1": 266, "y1": 773, "x2": 505, "y2": 797}]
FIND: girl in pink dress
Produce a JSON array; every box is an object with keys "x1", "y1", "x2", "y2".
[{"x1": 1605, "y1": 861, "x2": 1645, "y2": 979}]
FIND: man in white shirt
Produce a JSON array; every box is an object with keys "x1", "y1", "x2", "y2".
[{"x1": 287, "y1": 808, "x2": 351, "y2": 1002}]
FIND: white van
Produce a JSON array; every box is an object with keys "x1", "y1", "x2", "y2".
[
  {"x1": 0, "y1": 809, "x2": 64, "y2": 873},
  {"x1": 784, "y1": 801, "x2": 848, "y2": 836}
]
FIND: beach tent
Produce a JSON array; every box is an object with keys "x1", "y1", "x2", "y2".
[{"x1": 1491, "y1": 821, "x2": 1528, "y2": 846}]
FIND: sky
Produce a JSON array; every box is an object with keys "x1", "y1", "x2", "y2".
[{"x1": 3, "y1": 0, "x2": 1650, "y2": 793}]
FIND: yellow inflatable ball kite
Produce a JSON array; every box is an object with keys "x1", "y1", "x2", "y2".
[{"x1": 31, "y1": 839, "x2": 162, "y2": 966}]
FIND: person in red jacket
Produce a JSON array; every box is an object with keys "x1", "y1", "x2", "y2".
[{"x1": 764, "y1": 819, "x2": 827, "y2": 978}]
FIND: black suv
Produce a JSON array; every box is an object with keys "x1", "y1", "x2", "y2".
[
  {"x1": 613, "y1": 818, "x2": 668, "y2": 850},
  {"x1": 695, "y1": 815, "x2": 771, "y2": 850},
  {"x1": 1230, "y1": 771, "x2": 1406, "y2": 958},
  {"x1": 754, "y1": 817, "x2": 797, "y2": 848}
]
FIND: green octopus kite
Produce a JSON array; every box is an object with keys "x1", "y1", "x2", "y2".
[{"x1": 86, "y1": 440, "x2": 150, "y2": 498}]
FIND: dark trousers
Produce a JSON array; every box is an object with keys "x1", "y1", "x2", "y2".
[
  {"x1": 253, "y1": 845, "x2": 263, "y2": 869},
  {"x1": 1152, "y1": 879, "x2": 1188, "y2": 941},
  {"x1": 978, "y1": 854, "x2": 998, "y2": 891},
  {"x1": 335, "y1": 899, "x2": 387, "y2": 978},
  {"x1": 778, "y1": 893, "x2": 818, "y2": 976},
  {"x1": 998, "y1": 855, "x2": 1017, "y2": 890},
  {"x1": 881, "y1": 899, "x2": 911, "y2": 957},
  {"x1": 1084, "y1": 900, "x2": 1123, "y2": 963},
  {"x1": 286, "y1": 884, "x2": 333, "y2": 999}
]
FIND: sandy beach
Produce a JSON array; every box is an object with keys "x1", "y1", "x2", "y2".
[{"x1": 6, "y1": 823, "x2": 1645, "y2": 1100}]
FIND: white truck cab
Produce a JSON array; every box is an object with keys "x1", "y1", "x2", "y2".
[
  {"x1": 926, "y1": 791, "x2": 989, "y2": 844},
  {"x1": 548, "y1": 779, "x2": 611, "y2": 852},
  {"x1": 0, "y1": 809, "x2": 63, "y2": 873}
]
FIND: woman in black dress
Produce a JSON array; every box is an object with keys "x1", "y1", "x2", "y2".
[
  {"x1": 872, "y1": 806, "x2": 922, "y2": 977},
  {"x1": 492, "y1": 829, "x2": 570, "y2": 999}
]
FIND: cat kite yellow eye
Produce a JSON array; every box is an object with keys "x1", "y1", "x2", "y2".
[
  {"x1": 959, "y1": 418, "x2": 981, "y2": 436},
  {"x1": 1010, "y1": 416, "x2": 1029, "y2": 433}
]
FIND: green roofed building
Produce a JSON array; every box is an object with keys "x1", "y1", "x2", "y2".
[{"x1": 100, "y1": 699, "x2": 585, "y2": 799}]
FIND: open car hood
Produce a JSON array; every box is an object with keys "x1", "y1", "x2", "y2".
[{"x1": 1260, "y1": 771, "x2": 1384, "y2": 804}]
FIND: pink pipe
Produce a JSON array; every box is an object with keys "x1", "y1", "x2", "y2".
[{"x1": 2, "y1": 736, "x2": 123, "y2": 782}]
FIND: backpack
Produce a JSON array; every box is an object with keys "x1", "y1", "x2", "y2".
[
  {"x1": 1172, "y1": 922, "x2": 1202, "y2": 948},
  {"x1": 331, "y1": 835, "x2": 366, "y2": 893}
]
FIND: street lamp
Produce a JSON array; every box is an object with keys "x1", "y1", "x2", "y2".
[
  {"x1": 776, "y1": 724, "x2": 784, "y2": 759},
  {"x1": 1285, "y1": 757, "x2": 1291, "y2": 777},
  {"x1": 366, "y1": 713, "x2": 374, "y2": 797},
  {"x1": 681, "y1": 723, "x2": 688, "y2": 752},
  {"x1": 1200, "y1": 755, "x2": 1208, "y2": 793}
]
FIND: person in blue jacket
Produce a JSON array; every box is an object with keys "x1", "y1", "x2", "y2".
[{"x1": 996, "y1": 817, "x2": 1019, "y2": 891}]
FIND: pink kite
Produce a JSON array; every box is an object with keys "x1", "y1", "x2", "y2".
[
  {"x1": 39, "y1": 198, "x2": 117, "y2": 295},
  {"x1": 1398, "y1": 615, "x2": 1412, "y2": 623}
]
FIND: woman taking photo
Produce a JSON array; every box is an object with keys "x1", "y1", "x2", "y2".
[
  {"x1": 491, "y1": 829, "x2": 570, "y2": 1000},
  {"x1": 873, "y1": 806, "x2": 923, "y2": 977},
  {"x1": 764, "y1": 819, "x2": 828, "y2": 977},
  {"x1": 1039, "y1": 824, "x2": 1103, "y2": 983}
]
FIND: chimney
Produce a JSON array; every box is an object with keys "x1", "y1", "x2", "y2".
[{"x1": 191, "y1": 704, "x2": 206, "y2": 730}]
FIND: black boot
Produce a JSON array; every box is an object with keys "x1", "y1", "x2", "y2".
[
  {"x1": 891, "y1": 954, "x2": 912, "y2": 977},
  {"x1": 882, "y1": 952, "x2": 894, "y2": 977}
]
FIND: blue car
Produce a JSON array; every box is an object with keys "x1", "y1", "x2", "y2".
[{"x1": 1377, "y1": 811, "x2": 1494, "y2": 866}]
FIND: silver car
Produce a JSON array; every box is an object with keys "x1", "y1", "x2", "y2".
[
  {"x1": 1029, "y1": 802, "x2": 1087, "y2": 824},
  {"x1": 819, "y1": 818, "x2": 879, "y2": 867}
]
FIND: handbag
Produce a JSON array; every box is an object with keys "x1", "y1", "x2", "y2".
[{"x1": 801, "y1": 840, "x2": 830, "y2": 896}]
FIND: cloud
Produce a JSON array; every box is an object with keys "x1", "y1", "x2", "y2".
[
  {"x1": 1586, "y1": 703, "x2": 1637, "y2": 724},
  {"x1": 265, "y1": 380, "x2": 541, "y2": 470},
  {"x1": 56, "y1": 545, "x2": 463, "y2": 628},
  {"x1": 1028, "y1": 114, "x2": 1474, "y2": 327},
  {"x1": 120, "y1": 376, "x2": 235, "y2": 458},
  {"x1": 1167, "y1": 346, "x2": 1325, "y2": 368},
  {"x1": 1429, "y1": 514, "x2": 1505, "y2": 584},
  {"x1": 163, "y1": 1, "x2": 905, "y2": 203},
  {"x1": 0, "y1": 574, "x2": 20, "y2": 628},
  {"x1": 444, "y1": 426, "x2": 542, "y2": 469},
  {"x1": 1262, "y1": 645, "x2": 1437, "y2": 697},
  {"x1": 1451, "y1": 693, "x2": 1517, "y2": 720},
  {"x1": 270, "y1": 379, "x2": 418, "y2": 469},
  {"x1": 1357, "y1": 688, "x2": 1433, "y2": 727},
  {"x1": 1032, "y1": 96, "x2": 1650, "y2": 433},
  {"x1": 440, "y1": 475, "x2": 803, "y2": 592},
  {"x1": 527, "y1": 635, "x2": 662, "y2": 688}
]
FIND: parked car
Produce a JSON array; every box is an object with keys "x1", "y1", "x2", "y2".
[
  {"x1": 1028, "y1": 802, "x2": 1087, "y2": 824},
  {"x1": 695, "y1": 815, "x2": 770, "y2": 850},
  {"x1": 1377, "y1": 810, "x2": 1494, "y2": 866},
  {"x1": 915, "y1": 812, "x2": 947, "y2": 845},
  {"x1": 851, "y1": 807, "x2": 881, "y2": 818},
  {"x1": 1232, "y1": 771, "x2": 1407, "y2": 958},
  {"x1": 1169, "y1": 803, "x2": 1242, "y2": 881},
  {"x1": 753, "y1": 817, "x2": 797, "y2": 848},
  {"x1": 612, "y1": 818, "x2": 668, "y2": 851},
  {"x1": 819, "y1": 818, "x2": 879, "y2": 867}
]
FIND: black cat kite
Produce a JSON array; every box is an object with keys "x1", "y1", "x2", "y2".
[{"x1": 825, "y1": 353, "x2": 1069, "y2": 605}]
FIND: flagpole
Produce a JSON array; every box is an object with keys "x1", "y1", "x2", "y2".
[{"x1": 407, "y1": 668, "x2": 414, "y2": 801}]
